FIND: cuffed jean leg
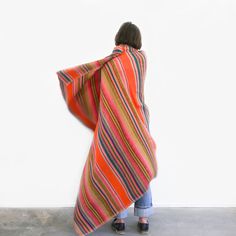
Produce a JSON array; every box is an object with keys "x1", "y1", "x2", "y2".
[
  {"x1": 116, "y1": 208, "x2": 128, "y2": 219},
  {"x1": 134, "y1": 185, "x2": 153, "y2": 217}
]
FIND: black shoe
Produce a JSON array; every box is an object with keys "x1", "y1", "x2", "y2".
[
  {"x1": 137, "y1": 220, "x2": 149, "y2": 234},
  {"x1": 111, "y1": 218, "x2": 125, "y2": 234}
]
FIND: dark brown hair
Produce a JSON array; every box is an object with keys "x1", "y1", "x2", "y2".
[{"x1": 115, "y1": 22, "x2": 142, "y2": 49}]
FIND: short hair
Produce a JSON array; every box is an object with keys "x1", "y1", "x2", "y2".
[{"x1": 115, "y1": 22, "x2": 142, "y2": 49}]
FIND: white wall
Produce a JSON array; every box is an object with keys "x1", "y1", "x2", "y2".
[{"x1": 0, "y1": 0, "x2": 235, "y2": 207}]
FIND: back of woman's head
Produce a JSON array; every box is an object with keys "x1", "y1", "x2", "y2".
[{"x1": 115, "y1": 22, "x2": 142, "y2": 50}]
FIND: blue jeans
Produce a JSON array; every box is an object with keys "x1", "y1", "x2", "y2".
[{"x1": 115, "y1": 185, "x2": 153, "y2": 219}]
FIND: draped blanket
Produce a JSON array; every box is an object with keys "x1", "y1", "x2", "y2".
[{"x1": 56, "y1": 44, "x2": 158, "y2": 236}]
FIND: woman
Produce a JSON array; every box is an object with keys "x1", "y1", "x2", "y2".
[
  {"x1": 56, "y1": 21, "x2": 157, "y2": 236},
  {"x1": 111, "y1": 22, "x2": 154, "y2": 235}
]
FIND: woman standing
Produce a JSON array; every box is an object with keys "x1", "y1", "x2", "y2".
[
  {"x1": 111, "y1": 22, "x2": 154, "y2": 235},
  {"x1": 56, "y1": 21, "x2": 157, "y2": 236}
]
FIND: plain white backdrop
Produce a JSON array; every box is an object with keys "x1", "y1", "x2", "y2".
[{"x1": 0, "y1": 0, "x2": 235, "y2": 207}]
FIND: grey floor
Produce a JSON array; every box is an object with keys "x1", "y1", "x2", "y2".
[{"x1": 0, "y1": 207, "x2": 236, "y2": 236}]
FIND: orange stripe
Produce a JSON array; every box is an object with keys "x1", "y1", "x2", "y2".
[
  {"x1": 66, "y1": 83, "x2": 96, "y2": 130},
  {"x1": 119, "y1": 54, "x2": 146, "y2": 124},
  {"x1": 67, "y1": 68, "x2": 79, "y2": 78},
  {"x1": 94, "y1": 129, "x2": 131, "y2": 205}
]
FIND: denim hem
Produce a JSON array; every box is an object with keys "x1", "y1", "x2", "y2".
[
  {"x1": 134, "y1": 206, "x2": 153, "y2": 217},
  {"x1": 134, "y1": 203, "x2": 153, "y2": 209}
]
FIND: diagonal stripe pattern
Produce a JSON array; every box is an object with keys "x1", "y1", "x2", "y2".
[{"x1": 56, "y1": 44, "x2": 158, "y2": 236}]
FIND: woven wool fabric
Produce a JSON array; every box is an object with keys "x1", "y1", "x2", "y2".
[{"x1": 56, "y1": 44, "x2": 158, "y2": 236}]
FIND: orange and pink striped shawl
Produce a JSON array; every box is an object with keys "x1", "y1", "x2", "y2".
[{"x1": 56, "y1": 44, "x2": 158, "y2": 236}]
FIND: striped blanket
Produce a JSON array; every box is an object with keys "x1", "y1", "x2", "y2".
[{"x1": 56, "y1": 44, "x2": 158, "y2": 236}]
